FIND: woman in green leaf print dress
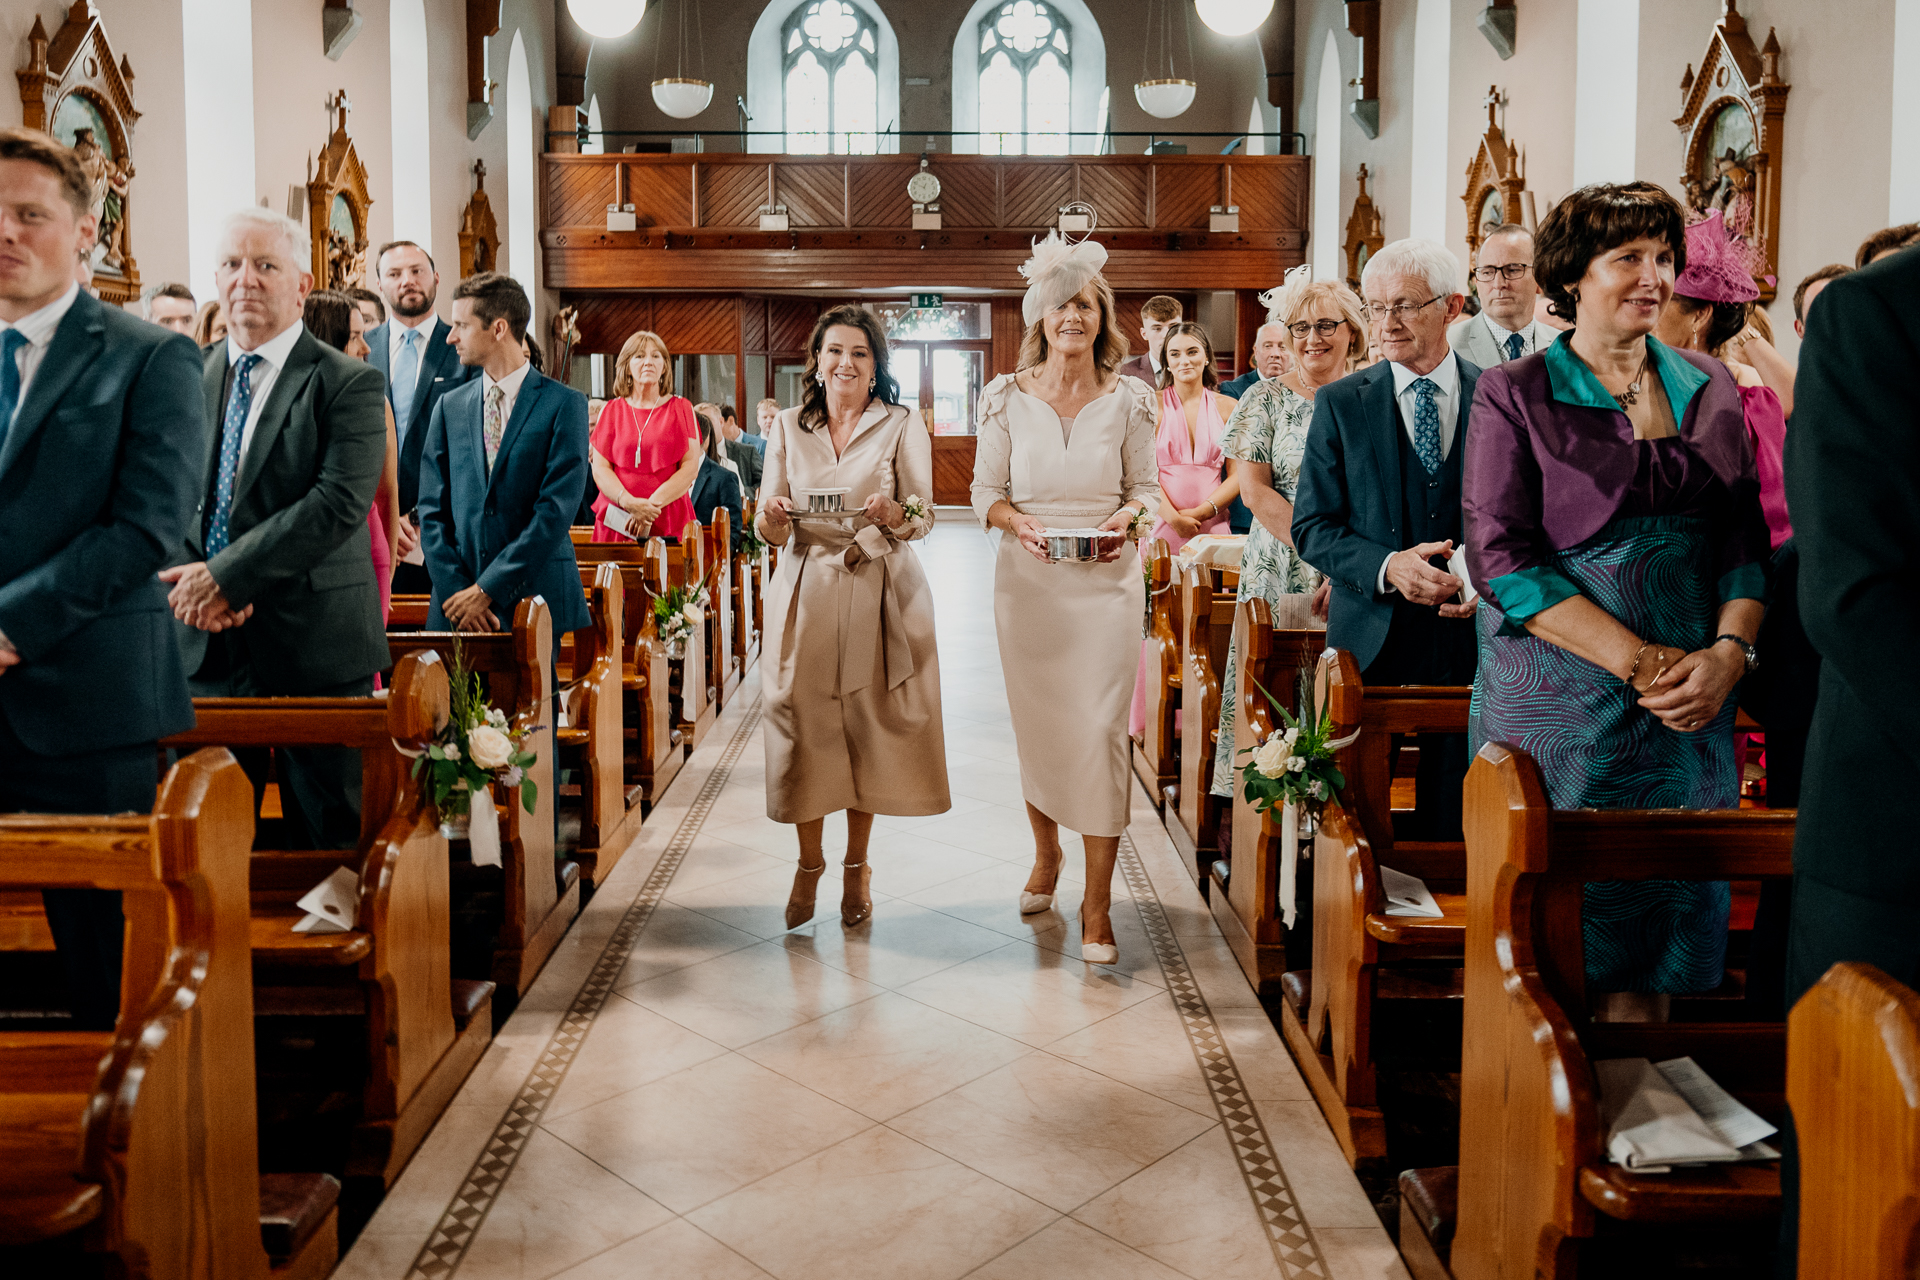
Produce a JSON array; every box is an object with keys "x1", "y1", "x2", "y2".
[{"x1": 1211, "y1": 274, "x2": 1370, "y2": 796}]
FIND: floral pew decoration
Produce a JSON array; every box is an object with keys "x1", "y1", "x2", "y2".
[
  {"x1": 653, "y1": 582, "x2": 710, "y2": 660},
  {"x1": 1235, "y1": 675, "x2": 1354, "y2": 927},
  {"x1": 415, "y1": 639, "x2": 539, "y2": 867}
]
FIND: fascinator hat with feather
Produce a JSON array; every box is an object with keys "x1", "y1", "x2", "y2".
[
  {"x1": 1019, "y1": 229, "x2": 1110, "y2": 326},
  {"x1": 1258, "y1": 264, "x2": 1316, "y2": 326}
]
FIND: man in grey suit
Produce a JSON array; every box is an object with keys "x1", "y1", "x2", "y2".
[
  {"x1": 0, "y1": 127, "x2": 205, "y2": 1029},
  {"x1": 1447, "y1": 223, "x2": 1554, "y2": 367},
  {"x1": 161, "y1": 208, "x2": 389, "y2": 849},
  {"x1": 365, "y1": 240, "x2": 478, "y2": 593}
]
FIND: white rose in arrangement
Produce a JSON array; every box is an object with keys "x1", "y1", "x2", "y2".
[
  {"x1": 467, "y1": 725, "x2": 514, "y2": 771},
  {"x1": 1252, "y1": 734, "x2": 1293, "y2": 778}
]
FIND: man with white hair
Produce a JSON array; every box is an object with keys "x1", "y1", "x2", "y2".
[
  {"x1": 161, "y1": 208, "x2": 389, "y2": 848},
  {"x1": 1448, "y1": 223, "x2": 1553, "y2": 365},
  {"x1": 1292, "y1": 237, "x2": 1483, "y2": 838}
]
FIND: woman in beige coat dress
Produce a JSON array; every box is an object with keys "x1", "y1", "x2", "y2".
[
  {"x1": 971, "y1": 234, "x2": 1161, "y2": 965},
  {"x1": 758, "y1": 304, "x2": 950, "y2": 929}
]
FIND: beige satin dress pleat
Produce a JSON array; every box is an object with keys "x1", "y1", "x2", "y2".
[
  {"x1": 971, "y1": 374, "x2": 1161, "y2": 838},
  {"x1": 757, "y1": 401, "x2": 950, "y2": 824}
]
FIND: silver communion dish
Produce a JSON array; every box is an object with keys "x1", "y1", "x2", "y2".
[{"x1": 1042, "y1": 528, "x2": 1124, "y2": 563}]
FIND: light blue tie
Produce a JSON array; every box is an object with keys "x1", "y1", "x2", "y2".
[
  {"x1": 393, "y1": 327, "x2": 421, "y2": 442},
  {"x1": 206, "y1": 354, "x2": 261, "y2": 557},
  {"x1": 1504, "y1": 332, "x2": 1526, "y2": 362},
  {"x1": 1411, "y1": 377, "x2": 1443, "y2": 475},
  {"x1": 0, "y1": 328, "x2": 28, "y2": 449}
]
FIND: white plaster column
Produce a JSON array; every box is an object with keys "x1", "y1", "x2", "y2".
[
  {"x1": 390, "y1": 0, "x2": 433, "y2": 253},
  {"x1": 1893, "y1": 0, "x2": 1920, "y2": 221},
  {"x1": 1407, "y1": 0, "x2": 1450, "y2": 242},
  {"x1": 1312, "y1": 31, "x2": 1343, "y2": 283},
  {"x1": 507, "y1": 29, "x2": 535, "y2": 292},
  {"x1": 182, "y1": 0, "x2": 256, "y2": 301},
  {"x1": 1573, "y1": 0, "x2": 1639, "y2": 186}
]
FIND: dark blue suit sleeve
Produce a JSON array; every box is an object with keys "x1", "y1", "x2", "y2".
[
  {"x1": 477, "y1": 390, "x2": 589, "y2": 605},
  {"x1": 1290, "y1": 390, "x2": 1400, "y2": 597},
  {"x1": 0, "y1": 331, "x2": 204, "y2": 659},
  {"x1": 417, "y1": 397, "x2": 466, "y2": 599}
]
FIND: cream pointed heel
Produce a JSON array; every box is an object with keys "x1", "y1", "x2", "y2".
[
  {"x1": 1081, "y1": 942, "x2": 1119, "y2": 966},
  {"x1": 1019, "y1": 891, "x2": 1055, "y2": 915}
]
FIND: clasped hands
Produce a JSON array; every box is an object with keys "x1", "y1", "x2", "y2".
[
  {"x1": 1628, "y1": 640, "x2": 1745, "y2": 734},
  {"x1": 159, "y1": 562, "x2": 253, "y2": 631},
  {"x1": 1011, "y1": 507, "x2": 1133, "y2": 564},
  {"x1": 443, "y1": 584, "x2": 500, "y2": 633},
  {"x1": 1385, "y1": 540, "x2": 1476, "y2": 619},
  {"x1": 618, "y1": 494, "x2": 664, "y2": 540}
]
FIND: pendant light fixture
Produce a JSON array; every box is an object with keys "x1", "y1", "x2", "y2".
[
  {"x1": 568, "y1": 0, "x2": 646, "y2": 41},
  {"x1": 1135, "y1": 0, "x2": 1196, "y2": 119},
  {"x1": 1196, "y1": 0, "x2": 1274, "y2": 37},
  {"x1": 651, "y1": 0, "x2": 713, "y2": 119}
]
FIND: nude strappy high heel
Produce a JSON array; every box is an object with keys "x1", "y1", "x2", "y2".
[
  {"x1": 840, "y1": 858, "x2": 872, "y2": 927},
  {"x1": 786, "y1": 860, "x2": 827, "y2": 929}
]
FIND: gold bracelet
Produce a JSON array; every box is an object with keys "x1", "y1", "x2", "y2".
[{"x1": 1626, "y1": 642, "x2": 1653, "y2": 693}]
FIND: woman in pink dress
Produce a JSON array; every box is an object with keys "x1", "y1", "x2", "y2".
[
  {"x1": 1129, "y1": 322, "x2": 1238, "y2": 736},
  {"x1": 588, "y1": 330, "x2": 704, "y2": 543}
]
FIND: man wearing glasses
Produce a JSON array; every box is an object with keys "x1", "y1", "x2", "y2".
[
  {"x1": 1293, "y1": 238, "x2": 1481, "y2": 839},
  {"x1": 1449, "y1": 223, "x2": 1552, "y2": 366}
]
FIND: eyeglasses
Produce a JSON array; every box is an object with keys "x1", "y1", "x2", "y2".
[
  {"x1": 1286, "y1": 319, "x2": 1348, "y2": 339},
  {"x1": 1362, "y1": 296, "x2": 1443, "y2": 324},
  {"x1": 1473, "y1": 263, "x2": 1533, "y2": 281}
]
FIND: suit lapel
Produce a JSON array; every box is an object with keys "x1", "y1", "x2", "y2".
[
  {"x1": 0, "y1": 292, "x2": 103, "y2": 478},
  {"x1": 366, "y1": 322, "x2": 391, "y2": 391},
  {"x1": 486, "y1": 373, "x2": 546, "y2": 494},
  {"x1": 1363, "y1": 364, "x2": 1403, "y2": 522},
  {"x1": 233, "y1": 331, "x2": 322, "y2": 503},
  {"x1": 410, "y1": 318, "x2": 451, "y2": 425}
]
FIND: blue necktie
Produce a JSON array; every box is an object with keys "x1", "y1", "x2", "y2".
[
  {"x1": 1411, "y1": 377, "x2": 1443, "y2": 474},
  {"x1": 0, "y1": 328, "x2": 29, "y2": 449},
  {"x1": 393, "y1": 327, "x2": 421, "y2": 442},
  {"x1": 206, "y1": 354, "x2": 261, "y2": 557},
  {"x1": 1504, "y1": 332, "x2": 1526, "y2": 362}
]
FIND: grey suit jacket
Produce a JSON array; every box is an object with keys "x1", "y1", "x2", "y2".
[
  {"x1": 175, "y1": 329, "x2": 391, "y2": 692},
  {"x1": 1447, "y1": 314, "x2": 1552, "y2": 369},
  {"x1": 0, "y1": 291, "x2": 203, "y2": 754}
]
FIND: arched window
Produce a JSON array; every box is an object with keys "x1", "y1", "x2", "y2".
[
  {"x1": 976, "y1": 0, "x2": 1071, "y2": 155},
  {"x1": 783, "y1": 0, "x2": 879, "y2": 154}
]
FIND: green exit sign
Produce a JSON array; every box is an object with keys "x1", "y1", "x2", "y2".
[{"x1": 911, "y1": 293, "x2": 943, "y2": 309}]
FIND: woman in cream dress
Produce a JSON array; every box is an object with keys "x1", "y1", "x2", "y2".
[
  {"x1": 971, "y1": 234, "x2": 1161, "y2": 965},
  {"x1": 758, "y1": 305, "x2": 950, "y2": 930}
]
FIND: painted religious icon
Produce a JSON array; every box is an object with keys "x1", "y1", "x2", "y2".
[{"x1": 52, "y1": 94, "x2": 133, "y2": 274}]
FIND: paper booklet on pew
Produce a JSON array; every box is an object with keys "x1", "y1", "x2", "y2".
[
  {"x1": 291, "y1": 866, "x2": 360, "y2": 934},
  {"x1": 1378, "y1": 866, "x2": 1444, "y2": 918},
  {"x1": 1595, "y1": 1056, "x2": 1779, "y2": 1173}
]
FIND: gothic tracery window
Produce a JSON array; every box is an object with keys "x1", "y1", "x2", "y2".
[
  {"x1": 977, "y1": 0, "x2": 1071, "y2": 155},
  {"x1": 783, "y1": 0, "x2": 879, "y2": 154}
]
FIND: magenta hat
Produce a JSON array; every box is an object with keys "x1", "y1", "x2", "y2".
[{"x1": 1676, "y1": 210, "x2": 1761, "y2": 304}]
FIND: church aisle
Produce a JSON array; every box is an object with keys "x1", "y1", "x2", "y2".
[{"x1": 336, "y1": 522, "x2": 1406, "y2": 1280}]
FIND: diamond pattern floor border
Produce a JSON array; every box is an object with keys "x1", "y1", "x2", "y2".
[
  {"x1": 403, "y1": 698, "x2": 764, "y2": 1280},
  {"x1": 1117, "y1": 833, "x2": 1330, "y2": 1280}
]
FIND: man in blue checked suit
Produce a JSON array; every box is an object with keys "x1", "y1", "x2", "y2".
[{"x1": 416, "y1": 272, "x2": 589, "y2": 642}]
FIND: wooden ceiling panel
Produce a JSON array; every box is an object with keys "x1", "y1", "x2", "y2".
[
  {"x1": 1228, "y1": 164, "x2": 1306, "y2": 232},
  {"x1": 654, "y1": 294, "x2": 739, "y2": 353},
  {"x1": 627, "y1": 164, "x2": 693, "y2": 228},
  {"x1": 701, "y1": 164, "x2": 767, "y2": 228},
  {"x1": 571, "y1": 295, "x2": 653, "y2": 357},
  {"x1": 1002, "y1": 164, "x2": 1071, "y2": 229},
  {"x1": 548, "y1": 164, "x2": 614, "y2": 228},
  {"x1": 776, "y1": 163, "x2": 847, "y2": 228},
  {"x1": 768, "y1": 297, "x2": 821, "y2": 352},
  {"x1": 848, "y1": 161, "x2": 917, "y2": 227},
  {"x1": 740, "y1": 296, "x2": 768, "y2": 351},
  {"x1": 1076, "y1": 165, "x2": 1148, "y2": 231},
  {"x1": 932, "y1": 164, "x2": 998, "y2": 227},
  {"x1": 1152, "y1": 166, "x2": 1220, "y2": 230}
]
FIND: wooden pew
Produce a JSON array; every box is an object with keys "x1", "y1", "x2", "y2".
[
  {"x1": 160, "y1": 653, "x2": 490, "y2": 1190},
  {"x1": 575, "y1": 538, "x2": 686, "y2": 807},
  {"x1": 0, "y1": 749, "x2": 338, "y2": 1279},
  {"x1": 1163, "y1": 559, "x2": 1237, "y2": 884},
  {"x1": 732, "y1": 509, "x2": 758, "y2": 671},
  {"x1": 665, "y1": 526, "x2": 716, "y2": 750},
  {"x1": 1449, "y1": 742, "x2": 1794, "y2": 1280},
  {"x1": 703, "y1": 510, "x2": 739, "y2": 707},
  {"x1": 385, "y1": 600, "x2": 580, "y2": 1001},
  {"x1": 1787, "y1": 962, "x2": 1920, "y2": 1279},
  {"x1": 555, "y1": 562, "x2": 640, "y2": 889},
  {"x1": 1131, "y1": 539, "x2": 1181, "y2": 807},
  {"x1": 1211, "y1": 597, "x2": 1324, "y2": 996}
]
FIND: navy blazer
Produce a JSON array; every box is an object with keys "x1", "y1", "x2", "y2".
[
  {"x1": 417, "y1": 368, "x2": 591, "y2": 636},
  {"x1": 0, "y1": 290, "x2": 203, "y2": 754},
  {"x1": 1291, "y1": 354, "x2": 1482, "y2": 669},
  {"x1": 366, "y1": 317, "x2": 478, "y2": 512},
  {"x1": 690, "y1": 456, "x2": 744, "y2": 553}
]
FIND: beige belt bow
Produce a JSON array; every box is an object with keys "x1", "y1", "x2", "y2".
[{"x1": 788, "y1": 520, "x2": 915, "y2": 695}]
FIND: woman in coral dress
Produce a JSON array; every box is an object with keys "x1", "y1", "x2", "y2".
[{"x1": 588, "y1": 330, "x2": 703, "y2": 543}]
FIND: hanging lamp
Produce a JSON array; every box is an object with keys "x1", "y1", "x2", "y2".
[
  {"x1": 568, "y1": 0, "x2": 646, "y2": 40},
  {"x1": 1135, "y1": 0, "x2": 1195, "y2": 119},
  {"x1": 1196, "y1": 0, "x2": 1274, "y2": 37},
  {"x1": 651, "y1": 0, "x2": 713, "y2": 119}
]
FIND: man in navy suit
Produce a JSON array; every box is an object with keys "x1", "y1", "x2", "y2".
[
  {"x1": 365, "y1": 240, "x2": 477, "y2": 594},
  {"x1": 0, "y1": 128, "x2": 204, "y2": 1028},
  {"x1": 1293, "y1": 239, "x2": 1483, "y2": 840},
  {"x1": 417, "y1": 271, "x2": 589, "y2": 655}
]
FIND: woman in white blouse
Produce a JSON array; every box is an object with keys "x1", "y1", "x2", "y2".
[{"x1": 971, "y1": 233, "x2": 1162, "y2": 966}]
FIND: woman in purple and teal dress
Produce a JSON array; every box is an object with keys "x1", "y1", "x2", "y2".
[{"x1": 1462, "y1": 182, "x2": 1771, "y2": 1019}]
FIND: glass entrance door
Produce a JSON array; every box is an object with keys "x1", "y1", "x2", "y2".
[{"x1": 891, "y1": 340, "x2": 991, "y2": 435}]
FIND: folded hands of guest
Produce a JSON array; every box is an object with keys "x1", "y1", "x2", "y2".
[{"x1": 158, "y1": 563, "x2": 253, "y2": 632}]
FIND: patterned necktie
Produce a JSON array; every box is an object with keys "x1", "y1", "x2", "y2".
[
  {"x1": 207, "y1": 354, "x2": 262, "y2": 556},
  {"x1": 1504, "y1": 331, "x2": 1526, "y2": 362},
  {"x1": 1411, "y1": 377, "x2": 1443, "y2": 474},
  {"x1": 393, "y1": 327, "x2": 421, "y2": 441},
  {"x1": 483, "y1": 385, "x2": 505, "y2": 471},
  {"x1": 0, "y1": 328, "x2": 28, "y2": 448}
]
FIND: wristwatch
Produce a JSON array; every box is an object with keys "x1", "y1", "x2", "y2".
[{"x1": 1715, "y1": 634, "x2": 1759, "y2": 675}]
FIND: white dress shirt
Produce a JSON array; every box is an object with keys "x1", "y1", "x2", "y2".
[
  {"x1": 1480, "y1": 313, "x2": 1540, "y2": 360},
  {"x1": 1377, "y1": 351, "x2": 1464, "y2": 595},
  {"x1": 480, "y1": 359, "x2": 532, "y2": 468},
  {"x1": 226, "y1": 319, "x2": 306, "y2": 465},
  {"x1": 0, "y1": 283, "x2": 80, "y2": 425}
]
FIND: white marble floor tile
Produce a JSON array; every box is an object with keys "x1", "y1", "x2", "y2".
[
  {"x1": 778, "y1": 895, "x2": 1019, "y2": 990},
  {"x1": 964, "y1": 1216, "x2": 1189, "y2": 1280},
  {"x1": 454, "y1": 1128, "x2": 675, "y2": 1280},
  {"x1": 546, "y1": 1216, "x2": 775, "y2": 1279},
  {"x1": 895, "y1": 939, "x2": 1163, "y2": 1047},
  {"x1": 1039, "y1": 993, "x2": 1220, "y2": 1118},
  {"x1": 611, "y1": 900, "x2": 765, "y2": 989},
  {"x1": 618, "y1": 939, "x2": 885, "y2": 1048},
  {"x1": 1073, "y1": 1126, "x2": 1287, "y2": 1280},
  {"x1": 543, "y1": 993, "x2": 729, "y2": 1121}
]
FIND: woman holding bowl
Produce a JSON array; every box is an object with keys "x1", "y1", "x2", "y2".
[
  {"x1": 1463, "y1": 181, "x2": 1770, "y2": 1018},
  {"x1": 757, "y1": 305, "x2": 949, "y2": 930},
  {"x1": 971, "y1": 233, "x2": 1161, "y2": 966}
]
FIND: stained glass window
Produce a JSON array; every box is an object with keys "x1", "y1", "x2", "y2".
[
  {"x1": 783, "y1": 0, "x2": 880, "y2": 153},
  {"x1": 977, "y1": 0, "x2": 1071, "y2": 154}
]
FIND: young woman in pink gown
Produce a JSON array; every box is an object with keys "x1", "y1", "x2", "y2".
[{"x1": 1129, "y1": 322, "x2": 1239, "y2": 736}]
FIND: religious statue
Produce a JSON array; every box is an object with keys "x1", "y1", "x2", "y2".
[{"x1": 69, "y1": 126, "x2": 132, "y2": 274}]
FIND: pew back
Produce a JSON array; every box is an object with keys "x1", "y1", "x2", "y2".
[
  {"x1": 1133, "y1": 539, "x2": 1180, "y2": 804},
  {"x1": 1170, "y1": 560, "x2": 1236, "y2": 875},
  {"x1": 574, "y1": 538, "x2": 684, "y2": 806}
]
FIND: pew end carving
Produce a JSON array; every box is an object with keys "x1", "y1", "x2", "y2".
[{"x1": 558, "y1": 560, "x2": 641, "y2": 887}]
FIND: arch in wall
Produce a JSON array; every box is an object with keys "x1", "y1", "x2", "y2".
[
  {"x1": 1407, "y1": 0, "x2": 1449, "y2": 243},
  {"x1": 508, "y1": 29, "x2": 535, "y2": 291},
  {"x1": 1246, "y1": 97, "x2": 1265, "y2": 155},
  {"x1": 747, "y1": 0, "x2": 901, "y2": 154},
  {"x1": 586, "y1": 94, "x2": 604, "y2": 154},
  {"x1": 390, "y1": 0, "x2": 432, "y2": 251},
  {"x1": 951, "y1": 0, "x2": 1106, "y2": 155},
  {"x1": 1312, "y1": 30, "x2": 1343, "y2": 283}
]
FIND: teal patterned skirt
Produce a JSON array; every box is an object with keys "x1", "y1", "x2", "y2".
[{"x1": 1470, "y1": 516, "x2": 1736, "y2": 995}]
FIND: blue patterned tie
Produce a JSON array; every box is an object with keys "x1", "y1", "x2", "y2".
[
  {"x1": 0, "y1": 328, "x2": 29, "y2": 448},
  {"x1": 206, "y1": 354, "x2": 261, "y2": 556},
  {"x1": 1411, "y1": 377, "x2": 1443, "y2": 474},
  {"x1": 1504, "y1": 331, "x2": 1525, "y2": 362},
  {"x1": 393, "y1": 327, "x2": 421, "y2": 442}
]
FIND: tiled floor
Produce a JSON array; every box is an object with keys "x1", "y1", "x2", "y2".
[{"x1": 338, "y1": 521, "x2": 1408, "y2": 1280}]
